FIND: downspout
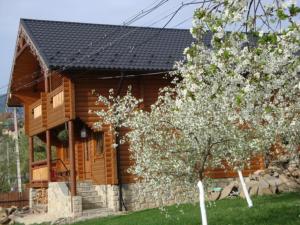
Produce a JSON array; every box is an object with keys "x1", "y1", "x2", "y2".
[{"x1": 115, "y1": 71, "x2": 127, "y2": 211}]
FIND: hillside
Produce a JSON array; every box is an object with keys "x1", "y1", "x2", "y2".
[{"x1": 0, "y1": 94, "x2": 23, "y2": 116}]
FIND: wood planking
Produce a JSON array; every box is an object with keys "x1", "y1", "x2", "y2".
[
  {"x1": 75, "y1": 140, "x2": 85, "y2": 180},
  {"x1": 28, "y1": 98, "x2": 44, "y2": 136},
  {"x1": 74, "y1": 74, "x2": 170, "y2": 185}
]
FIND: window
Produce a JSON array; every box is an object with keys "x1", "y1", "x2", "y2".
[
  {"x1": 52, "y1": 91, "x2": 64, "y2": 108},
  {"x1": 33, "y1": 105, "x2": 42, "y2": 118},
  {"x1": 95, "y1": 132, "x2": 104, "y2": 155}
]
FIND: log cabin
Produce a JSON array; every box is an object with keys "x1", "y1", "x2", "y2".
[{"x1": 7, "y1": 19, "x2": 264, "y2": 216}]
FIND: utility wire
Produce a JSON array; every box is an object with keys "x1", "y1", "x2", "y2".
[
  {"x1": 7, "y1": 0, "x2": 206, "y2": 93},
  {"x1": 7, "y1": 0, "x2": 173, "y2": 93}
]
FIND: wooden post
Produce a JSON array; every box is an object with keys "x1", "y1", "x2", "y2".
[
  {"x1": 68, "y1": 120, "x2": 76, "y2": 196},
  {"x1": 28, "y1": 136, "x2": 34, "y2": 184},
  {"x1": 46, "y1": 130, "x2": 52, "y2": 182}
]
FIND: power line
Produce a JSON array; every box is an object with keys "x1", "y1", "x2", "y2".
[
  {"x1": 123, "y1": 0, "x2": 170, "y2": 25},
  {"x1": 7, "y1": 0, "x2": 206, "y2": 93},
  {"x1": 7, "y1": 0, "x2": 173, "y2": 93}
]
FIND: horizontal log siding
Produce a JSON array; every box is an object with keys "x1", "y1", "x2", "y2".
[
  {"x1": 74, "y1": 74, "x2": 264, "y2": 185},
  {"x1": 28, "y1": 98, "x2": 45, "y2": 136},
  {"x1": 74, "y1": 75, "x2": 170, "y2": 185}
]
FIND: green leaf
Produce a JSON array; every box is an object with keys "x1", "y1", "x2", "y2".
[
  {"x1": 289, "y1": 4, "x2": 300, "y2": 16},
  {"x1": 277, "y1": 8, "x2": 289, "y2": 20},
  {"x1": 223, "y1": 50, "x2": 231, "y2": 60},
  {"x1": 195, "y1": 9, "x2": 206, "y2": 19},
  {"x1": 236, "y1": 95, "x2": 243, "y2": 106},
  {"x1": 265, "y1": 106, "x2": 273, "y2": 113}
]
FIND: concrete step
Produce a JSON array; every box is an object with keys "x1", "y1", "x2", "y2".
[
  {"x1": 77, "y1": 190, "x2": 98, "y2": 197},
  {"x1": 77, "y1": 181, "x2": 93, "y2": 188},
  {"x1": 81, "y1": 208, "x2": 113, "y2": 217},
  {"x1": 76, "y1": 186, "x2": 94, "y2": 192},
  {"x1": 82, "y1": 201, "x2": 106, "y2": 210},
  {"x1": 82, "y1": 196, "x2": 103, "y2": 204}
]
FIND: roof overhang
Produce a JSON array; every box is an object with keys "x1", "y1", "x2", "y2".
[{"x1": 7, "y1": 22, "x2": 49, "y2": 107}]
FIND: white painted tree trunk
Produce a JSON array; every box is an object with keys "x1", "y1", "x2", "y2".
[
  {"x1": 238, "y1": 170, "x2": 253, "y2": 208},
  {"x1": 197, "y1": 180, "x2": 208, "y2": 225}
]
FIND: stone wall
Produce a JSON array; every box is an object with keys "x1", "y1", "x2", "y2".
[
  {"x1": 95, "y1": 178, "x2": 235, "y2": 212},
  {"x1": 94, "y1": 185, "x2": 119, "y2": 212},
  {"x1": 47, "y1": 182, "x2": 82, "y2": 218},
  {"x1": 121, "y1": 183, "x2": 196, "y2": 211}
]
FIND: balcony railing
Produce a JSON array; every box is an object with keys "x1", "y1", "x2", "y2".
[
  {"x1": 47, "y1": 85, "x2": 66, "y2": 128},
  {"x1": 32, "y1": 160, "x2": 48, "y2": 182},
  {"x1": 25, "y1": 78, "x2": 75, "y2": 136},
  {"x1": 28, "y1": 99, "x2": 45, "y2": 135}
]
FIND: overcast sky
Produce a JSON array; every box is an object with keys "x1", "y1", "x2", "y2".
[{"x1": 0, "y1": 0, "x2": 198, "y2": 95}]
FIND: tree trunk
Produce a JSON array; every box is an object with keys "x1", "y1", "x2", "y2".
[
  {"x1": 238, "y1": 170, "x2": 253, "y2": 208},
  {"x1": 197, "y1": 180, "x2": 208, "y2": 225}
]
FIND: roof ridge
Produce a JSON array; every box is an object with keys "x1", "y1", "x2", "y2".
[{"x1": 20, "y1": 18, "x2": 190, "y2": 32}]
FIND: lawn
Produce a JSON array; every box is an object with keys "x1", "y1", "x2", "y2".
[{"x1": 71, "y1": 192, "x2": 300, "y2": 225}]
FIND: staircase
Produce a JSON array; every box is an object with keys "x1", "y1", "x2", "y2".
[{"x1": 76, "y1": 181, "x2": 105, "y2": 210}]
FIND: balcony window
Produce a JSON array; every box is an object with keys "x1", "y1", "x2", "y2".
[
  {"x1": 33, "y1": 105, "x2": 42, "y2": 118},
  {"x1": 53, "y1": 91, "x2": 64, "y2": 108}
]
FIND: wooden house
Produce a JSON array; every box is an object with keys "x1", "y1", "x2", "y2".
[{"x1": 7, "y1": 19, "x2": 263, "y2": 215}]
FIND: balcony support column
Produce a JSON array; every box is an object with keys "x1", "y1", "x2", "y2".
[
  {"x1": 46, "y1": 130, "x2": 52, "y2": 182},
  {"x1": 28, "y1": 136, "x2": 34, "y2": 184},
  {"x1": 68, "y1": 120, "x2": 76, "y2": 196}
]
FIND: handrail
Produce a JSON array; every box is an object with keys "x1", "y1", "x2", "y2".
[
  {"x1": 31, "y1": 160, "x2": 47, "y2": 167},
  {"x1": 29, "y1": 98, "x2": 42, "y2": 110},
  {"x1": 51, "y1": 158, "x2": 71, "y2": 194},
  {"x1": 51, "y1": 158, "x2": 70, "y2": 175},
  {"x1": 48, "y1": 85, "x2": 63, "y2": 98}
]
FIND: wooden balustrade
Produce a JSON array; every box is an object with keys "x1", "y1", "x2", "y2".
[
  {"x1": 26, "y1": 77, "x2": 75, "y2": 136},
  {"x1": 47, "y1": 85, "x2": 66, "y2": 128},
  {"x1": 28, "y1": 99, "x2": 44, "y2": 135},
  {"x1": 32, "y1": 160, "x2": 48, "y2": 182}
]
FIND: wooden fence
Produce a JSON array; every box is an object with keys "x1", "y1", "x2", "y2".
[{"x1": 0, "y1": 190, "x2": 29, "y2": 208}]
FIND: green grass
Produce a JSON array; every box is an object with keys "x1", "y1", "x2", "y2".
[{"x1": 71, "y1": 192, "x2": 300, "y2": 225}]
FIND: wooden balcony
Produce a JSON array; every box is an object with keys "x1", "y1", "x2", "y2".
[
  {"x1": 28, "y1": 99, "x2": 45, "y2": 135},
  {"x1": 25, "y1": 77, "x2": 75, "y2": 136},
  {"x1": 30, "y1": 159, "x2": 70, "y2": 187},
  {"x1": 32, "y1": 160, "x2": 48, "y2": 182}
]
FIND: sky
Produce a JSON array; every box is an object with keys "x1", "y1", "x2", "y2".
[{"x1": 0, "y1": 0, "x2": 198, "y2": 95}]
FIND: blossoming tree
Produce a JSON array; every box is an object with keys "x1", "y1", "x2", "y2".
[{"x1": 94, "y1": 0, "x2": 300, "y2": 224}]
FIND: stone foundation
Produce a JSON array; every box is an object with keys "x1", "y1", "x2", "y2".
[
  {"x1": 94, "y1": 185, "x2": 119, "y2": 212},
  {"x1": 95, "y1": 178, "x2": 236, "y2": 212},
  {"x1": 30, "y1": 178, "x2": 237, "y2": 219},
  {"x1": 47, "y1": 182, "x2": 82, "y2": 218}
]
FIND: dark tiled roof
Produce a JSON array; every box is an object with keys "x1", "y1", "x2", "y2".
[{"x1": 21, "y1": 19, "x2": 198, "y2": 72}]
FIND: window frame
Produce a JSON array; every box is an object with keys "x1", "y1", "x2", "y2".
[{"x1": 94, "y1": 132, "x2": 105, "y2": 159}]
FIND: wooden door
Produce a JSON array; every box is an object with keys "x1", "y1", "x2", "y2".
[{"x1": 83, "y1": 139, "x2": 92, "y2": 179}]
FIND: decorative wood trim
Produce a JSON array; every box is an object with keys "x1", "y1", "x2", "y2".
[
  {"x1": 15, "y1": 43, "x2": 29, "y2": 59},
  {"x1": 19, "y1": 25, "x2": 49, "y2": 74}
]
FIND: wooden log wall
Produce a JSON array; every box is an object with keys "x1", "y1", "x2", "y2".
[
  {"x1": 74, "y1": 73, "x2": 265, "y2": 185},
  {"x1": 73, "y1": 74, "x2": 170, "y2": 185}
]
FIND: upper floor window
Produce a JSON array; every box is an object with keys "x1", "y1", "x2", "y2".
[
  {"x1": 33, "y1": 105, "x2": 42, "y2": 119},
  {"x1": 53, "y1": 91, "x2": 64, "y2": 108}
]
